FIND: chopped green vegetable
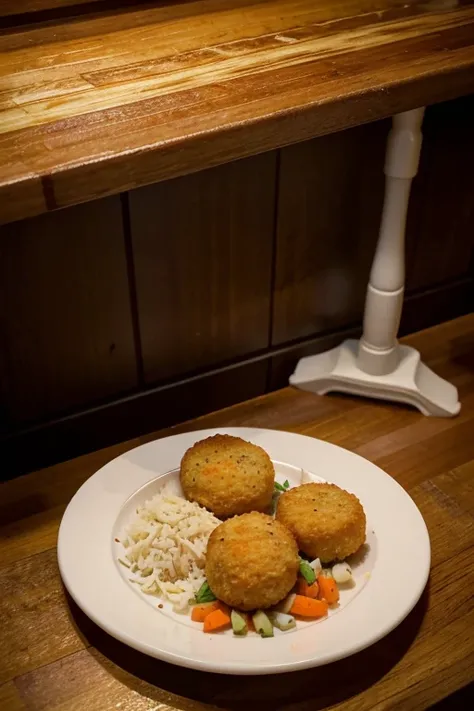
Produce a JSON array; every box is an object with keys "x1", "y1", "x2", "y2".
[
  {"x1": 195, "y1": 581, "x2": 217, "y2": 604},
  {"x1": 270, "y1": 491, "x2": 280, "y2": 515},
  {"x1": 299, "y1": 557, "x2": 316, "y2": 585},
  {"x1": 231, "y1": 609, "x2": 248, "y2": 636},
  {"x1": 283, "y1": 480, "x2": 290, "y2": 489},
  {"x1": 274, "y1": 480, "x2": 291, "y2": 493},
  {"x1": 252, "y1": 610, "x2": 274, "y2": 638}
]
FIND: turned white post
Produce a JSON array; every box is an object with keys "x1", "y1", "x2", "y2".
[
  {"x1": 289, "y1": 106, "x2": 460, "y2": 416},
  {"x1": 358, "y1": 108, "x2": 424, "y2": 376}
]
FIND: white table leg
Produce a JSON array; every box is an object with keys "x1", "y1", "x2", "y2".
[{"x1": 290, "y1": 108, "x2": 461, "y2": 416}]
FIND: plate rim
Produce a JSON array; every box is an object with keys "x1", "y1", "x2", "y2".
[{"x1": 58, "y1": 427, "x2": 431, "y2": 675}]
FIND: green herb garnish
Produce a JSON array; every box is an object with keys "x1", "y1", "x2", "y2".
[
  {"x1": 299, "y1": 557, "x2": 316, "y2": 585},
  {"x1": 274, "y1": 480, "x2": 290, "y2": 493},
  {"x1": 195, "y1": 581, "x2": 217, "y2": 604}
]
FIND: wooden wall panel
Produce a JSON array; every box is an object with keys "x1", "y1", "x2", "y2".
[
  {"x1": 406, "y1": 94, "x2": 474, "y2": 291},
  {"x1": 272, "y1": 119, "x2": 389, "y2": 346},
  {"x1": 0, "y1": 197, "x2": 137, "y2": 429},
  {"x1": 129, "y1": 153, "x2": 277, "y2": 385},
  {"x1": 0, "y1": 0, "x2": 105, "y2": 17},
  {"x1": 3, "y1": 358, "x2": 269, "y2": 479}
]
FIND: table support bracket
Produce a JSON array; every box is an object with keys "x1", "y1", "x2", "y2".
[{"x1": 290, "y1": 107, "x2": 461, "y2": 416}]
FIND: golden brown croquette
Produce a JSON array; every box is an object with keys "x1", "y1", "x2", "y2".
[
  {"x1": 180, "y1": 434, "x2": 275, "y2": 518},
  {"x1": 276, "y1": 482, "x2": 366, "y2": 563},
  {"x1": 205, "y1": 512, "x2": 299, "y2": 611}
]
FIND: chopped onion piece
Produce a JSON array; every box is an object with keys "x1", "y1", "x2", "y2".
[
  {"x1": 274, "y1": 593, "x2": 296, "y2": 614},
  {"x1": 267, "y1": 612, "x2": 296, "y2": 631},
  {"x1": 309, "y1": 558, "x2": 322, "y2": 576},
  {"x1": 332, "y1": 562, "x2": 353, "y2": 584}
]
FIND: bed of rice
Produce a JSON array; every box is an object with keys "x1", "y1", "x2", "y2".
[{"x1": 120, "y1": 483, "x2": 221, "y2": 612}]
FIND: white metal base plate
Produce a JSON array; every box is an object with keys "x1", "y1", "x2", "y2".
[{"x1": 290, "y1": 339, "x2": 460, "y2": 417}]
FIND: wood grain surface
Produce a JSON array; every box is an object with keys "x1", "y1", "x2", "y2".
[
  {"x1": 129, "y1": 153, "x2": 276, "y2": 384},
  {"x1": 405, "y1": 94, "x2": 474, "y2": 291},
  {"x1": 273, "y1": 119, "x2": 387, "y2": 344},
  {"x1": 1, "y1": 314, "x2": 473, "y2": 710},
  {"x1": 0, "y1": 196, "x2": 138, "y2": 427},
  {"x1": 1, "y1": 0, "x2": 474, "y2": 223}
]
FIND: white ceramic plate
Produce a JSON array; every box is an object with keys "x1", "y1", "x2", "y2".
[{"x1": 58, "y1": 427, "x2": 430, "y2": 675}]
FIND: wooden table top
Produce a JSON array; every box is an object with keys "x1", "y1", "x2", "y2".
[
  {"x1": 1, "y1": 0, "x2": 474, "y2": 225},
  {"x1": 1, "y1": 313, "x2": 474, "y2": 710}
]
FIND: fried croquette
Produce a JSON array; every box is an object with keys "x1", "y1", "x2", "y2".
[
  {"x1": 276, "y1": 482, "x2": 366, "y2": 563},
  {"x1": 205, "y1": 512, "x2": 299, "y2": 611},
  {"x1": 180, "y1": 434, "x2": 275, "y2": 518}
]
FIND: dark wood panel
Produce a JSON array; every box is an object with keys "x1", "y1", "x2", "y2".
[
  {"x1": 0, "y1": 0, "x2": 105, "y2": 17},
  {"x1": 2, "y1": 275, "x2": 470, "y2": 478},
  {"x1": 129, "y1": 153, "x2": 277, "y2": 384},
  {"x1": 272, "y1": 120, "x2": 388, "y2": 345},
  {"x1": 406, "y1": 94, "x2": 474, "y2": 292},
  {"x1": 400, "y1": 277, "x2": 474, "y2": 336},
  {"x1": 1, "y1": 358, "x2": 268, "y2": 480},
  {"x1": 0, "y1": 197, "x2": 138, "y2": 428}
]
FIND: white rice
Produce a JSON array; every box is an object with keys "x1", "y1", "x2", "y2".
[{"x1": 120, "y1": 483, "x2": 221, "y2": 613}]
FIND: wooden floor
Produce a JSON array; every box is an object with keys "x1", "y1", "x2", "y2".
[
  {"x1": 1, "y1": 0, "x2": 474, "y2": 223},
  {"x1": 0, "y1": 314, "x2": 473, "y2": 710}
]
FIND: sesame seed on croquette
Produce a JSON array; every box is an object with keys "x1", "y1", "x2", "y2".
[
  {"x1": 205, "y1": 512, "x2": 300, "y2": 611},
  {"x1": 180, "y1": 434, "x2": 275, "y2": 518},
  {"x1": 276, "y1": 482, "x2": 366, "y2": 563}
]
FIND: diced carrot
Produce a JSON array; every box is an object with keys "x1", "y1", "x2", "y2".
[
  {"x1": 247, "y1": 614, "x2": 256, "y2": 632},
  {"x1": 297, "y1": 578, "x2": 319, "y2": 598},
  {"x1": 192, "y1": 601, "x2": 229, "y2": 623},
  {"x1": 203, "y1": 607, "x2": 232, "y2": 633},
  {"x1": 317, "y1": 575, "x2": 340, "y2": 605},
  {"x1": 289, "y1": 594, "x2": 328, "y2": 618},
  {"x1": 191, "y1": 601, "x2": 220, "y2": 622}
]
